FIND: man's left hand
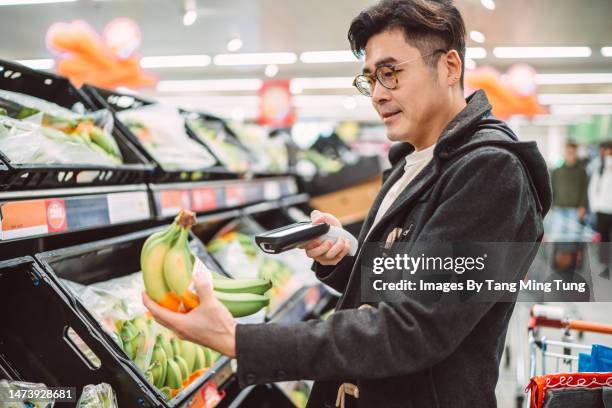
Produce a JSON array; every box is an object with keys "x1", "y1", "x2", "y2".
[{"x1": 142, "y1": 272, "x2": 237, "y2": 358}]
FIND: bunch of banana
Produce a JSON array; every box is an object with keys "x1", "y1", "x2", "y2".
[
  {"x1": 117, "y1": 316, "x2": 153, "y2": 371},
  {"x1": 141, "y1": 209, "x2": 272, "y2": 317},
  {"x1": 259, "y1": 258, "x2": 293, "y2": 289}
]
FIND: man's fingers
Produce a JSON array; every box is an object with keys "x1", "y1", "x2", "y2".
[
  {"x1": 192, "y1": 271, "x2": 214, "y2": 301},
  {"x1": 324, "y1": 239, "x2": 346, "y2": 259},
  {"x1": 300, "y1": 239, "x2": 321, "y2": 250},
  {"x1": 305, "y1": 241, "x2": 332, "y2": 258},
  {"x1": 142, "y1": 292, "x2": 183, "y2": 329}
]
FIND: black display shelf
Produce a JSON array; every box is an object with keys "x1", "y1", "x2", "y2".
[{"x1": 0, "y1": 60, "x2": 153, "y2": 191}]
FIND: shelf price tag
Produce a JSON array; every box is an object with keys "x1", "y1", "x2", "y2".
[
  {"x1": 159, "y1": 190, "x2": 191, "y2": 216},
  {"x1": 107, "y1": 191, "x2": 150, "y2": 224},
  {"x1": 1, "y1": 199, "x2": 68, "y2": 240},
  {"x1": 224, "y1": 185, "x2": 246, "y2": 207},
  {"x1": 187, "y1": 381, "x2": 225, "y2": 408},
  {"x1": 263, "y1": 181, "x2": 281, "y2": 200},
  {"x1": 191, "y1": 188, "x2": 217, "y2": 212}
]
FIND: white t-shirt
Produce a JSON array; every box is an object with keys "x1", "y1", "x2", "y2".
[
  {"x1": 588, "y1": 158, "x2": 612, "y2": 214},
  {"x1": 369, "y1": 144, "x2": 436, "y2": 234}
]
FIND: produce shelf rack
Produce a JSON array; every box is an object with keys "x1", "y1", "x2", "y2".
[{"x1": 0, "y1": 60, "x2": 154, "y2": 191}]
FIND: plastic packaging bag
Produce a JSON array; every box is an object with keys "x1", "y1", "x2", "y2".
[
  {"x1": 0, "y1": 90, "x2": 122, "y2": 163},
  {"x1": 0, "y1": 116, "x2": 119, "y2": 166},
  {"x1": 229, "y1": 123, "x2": 289, "y2": 173},
  {"x1": 0, "y1": 380, "x2": 54, "y2": 408},
  {"x1": 62, "y1": 272, "x2": 160, "y2": 373},
  {"x1": 76, "y1": 383, "x2": 117, "y2": 408},
  {"x1": 117, "y1": 104, "x2": 217, "y2": 171}
]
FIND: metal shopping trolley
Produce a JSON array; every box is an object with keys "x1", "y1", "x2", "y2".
[{"x1": 524, "y1": 304, "x2": 612, "y2": 408}]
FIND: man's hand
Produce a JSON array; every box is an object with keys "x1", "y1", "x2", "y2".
[
  {"x1": 577, "y1": 206, "x2": 587, "y2": 223},
  {"x1": 302, "y1": 210, "x2": 351, "y2": 266},
  {"x1": 142, "y1": 272, "x2": 237, "y2": 358}
]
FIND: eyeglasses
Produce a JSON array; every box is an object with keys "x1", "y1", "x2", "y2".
[{"x1": 353, "y1": 49, "x2": 448, "y2": 97}]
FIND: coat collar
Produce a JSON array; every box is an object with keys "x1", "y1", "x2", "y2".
[{"x1": 363, "y1": 90, "x2": 493, "y2": 242}]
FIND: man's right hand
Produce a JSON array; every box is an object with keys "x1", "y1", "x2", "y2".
[{"x1": 302, "y1": 210, "x2": 352, "y2": 266}]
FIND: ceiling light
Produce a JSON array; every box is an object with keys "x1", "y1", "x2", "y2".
[
  {"x1": 290, "y1": 77, "x2": 354, "y2": 90},
  {"x1": 290, "y1": 82, "x2": 303, "y2": 94},
  {"x1": 0, "y1": 0, "x2": 76, "y2": 5},
  {"x1": 601, "y1": 47, "x2": 612, "y2": 57},
  {"x1": 213, "y1": 52, "x2": 297, "y2": 66},
  {"x1": 140, "y1": 55, "x2": 210, "y2": 68},
  {"x1": 182, "y1": 0, "x2": 197, "y2": 26},
  {"x1": 183, "y1": 10, "x2": 197, "y2": 26},
  {"x1": 534, "y1": 73, "x2": 612, "y2": 85},
  {"x1": 300, "y1": 51, "x2": 360, "y2": 63},
  {"x1": 466, "y1": 47, "x2": 487, "y2": 59},
  {"x1": 480, "y1": 0, "x2": 495, "y2": 10},
  {"x1": 226, "y1": 38, "x2": 243, "y2": 52},
  {"x1": 157, "y1": 78, "x2": 263, "y2": 92},
  {"x1": 538, "y1": 93, "x2": 612, "y2": 105},
  {"x1": 16, "y1": 58, "x2": 54, "y2": 69},
  {"x1": 493, "y1": 47, "x2": 592, "y2": 59},
  {"x1": 264, "y1": 64, "x2": 279, "y2": 78},
  {"x1": 469, "y1": 31, "x2": 485, "y2": 44},
  {"x1": 549, "y1": 105, "x2": 612, "y2": 115}
]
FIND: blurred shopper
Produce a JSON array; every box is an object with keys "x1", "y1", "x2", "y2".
[
  {"x1": 586, "y1": 142, "x2": 607, "y2": 177},
  {"x1": 588, "y1": 142, "x2": 612, "y2": 274},
  {"x1": 550, "y1": 142, "x2": 588, "y2": 238}
]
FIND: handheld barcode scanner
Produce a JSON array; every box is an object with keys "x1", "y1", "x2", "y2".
[{"x1": 255, "y1": 222, "x2": 358, "y2": 255}]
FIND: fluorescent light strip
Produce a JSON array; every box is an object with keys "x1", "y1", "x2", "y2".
[
  {"x1": 16, "y1": 58, "x2": 54, "y2": 69},
  {"x1": 291, "y1": 77, "x2": 355, "y2": 90},
  {"x1": 535, "y1": 73, "x2": 612, "y2": 85},
  {"x1": 601, "y1": 47, "x2": 612, "y2": 57},
  {"x1": 156, "y1": 79, "x2": 263, "y2": 92},
  {"x1": 300, "y1": 51, "x2": 360, "y2": 63},
  {"x1": 549, "y1": 104, "x2": 612, "y2": 115},
  {"x1": 213, "y1": 52, "x2": 297, "y2": 66},
  {"x1": 0, "y1": 0, "x2": 75, "y2": 5},
  {"x1": 493, "y1": 47, "x2": 592, "y2": 59},
  {"x1": 466, "y1": 47, "x2": 487, "y2": 59},
  {"x1": 140, "y1": 55, "x2": 211, "y2": 68},
  {"x1": 539, "y1": 93, "x2": 612, "y2": 105}
]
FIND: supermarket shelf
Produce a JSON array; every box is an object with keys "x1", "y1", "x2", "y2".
[
  {"x1": 267, "y1": 283, "x2": 336, "y2": 324},
  {"x1": 149, "y1": 176, "x2": 299, "y2": 219},
  {"x1": 0, "y1": 184, "x2": 151, "y2": 241}
]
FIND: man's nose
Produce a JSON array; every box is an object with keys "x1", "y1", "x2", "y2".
[{"x1": 371, "y1": 80, "x2": 391, "y2": 105}]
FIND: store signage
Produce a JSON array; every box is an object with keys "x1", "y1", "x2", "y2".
[
  {"x1": 224, "y1": 185, "x2": 246, "y2": 207},
  {"x1": 159, "y1": 190, "x2": 191, "y2": 216},
  {"x1": 191, "y1": 188, "x2": 218, "y2": 212}
]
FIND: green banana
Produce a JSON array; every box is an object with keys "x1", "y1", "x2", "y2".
[
  {"x1": 119, "y1": 321, "x2": 139, "y2": 360},
  {"x1": 203, "y1": 347, "x2": 214, "y2": 368},
  {"x1": 159, "y1": 387, "x2": 173, "y2": 401},
  {"x1": 158, "y1": 335, "x2": 174, "y2": 360},
  {"x1": 209, "y1": 349, "x2": 221, "y2": 364},
  {"x1": 214, "y1": 291, "x2": 270, "y2": 317},
  {"x1": 149, "y1": 361, "x2": 165, "y2": 388},
  {"x1": 89, "y1": 125, "x2": 121, "y2": 158},
  {"x1": 212, "y1": 276, "x2": 272, "y2": 295},
  {"x1": 180, "y1": 340, "x2": 197, "y2": 373},
  {"x1": 145, "y1": 369, "x2": 155, "y2": 385},
  {"x1": 132, "y1": 317, "x2": 152, "y2": 371},
  {"x1": 163, "y1": 227, "x2": 193, "y2": 301},
  {"x1": 173, "y1": 355, "x2": 190, "y2": 380},
  {"x1": 141, "y1": 223, "x2": 180, "y2": 304},
  {"x1": 165, "y1": 358, "x2": 183, "y2": 389},
  {"x1": 193, "y1": 346, "x2": 206, "y2": 371},
  {"x1": 151, "y1": 340, "x2": 168, "y2": 387},
  {"x1": 171, "y1": 338, "x2": 181, "y2": 358}
]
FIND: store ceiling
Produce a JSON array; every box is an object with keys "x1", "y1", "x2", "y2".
[{"x1": 0, "y1": 0, "x2": 611, "y2": 119}]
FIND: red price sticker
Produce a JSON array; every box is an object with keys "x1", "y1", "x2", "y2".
[
  {"x1": 159, "y1": 190, "x2": 190, "y2": 216},
  {"x1": 225, "y1": 185, "x2": 246, "y2": 207},
  {"x1": 187, "y1": 381, "x2": 225, "y2": 408},
  {"x1": 1, "y1": 199, "x2": 48, "y2": 240},
  {"x1": 191, "y1": 188, "x2": 217, "y2": 212},
  {"x1": 45, "y1": 199, "x2": 68, "y2": 233}
]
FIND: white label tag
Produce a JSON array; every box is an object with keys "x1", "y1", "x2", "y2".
[{"x1": 189, "y1": 257, "x2": 213, "y2": 296}]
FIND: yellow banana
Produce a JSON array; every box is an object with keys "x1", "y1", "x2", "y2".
[
  {"x1": 163, "y1": 227, "x2": 194, "y2": 307},
  {"x1": 214, "y1": 291, "x2": 270, "y2": 317},
  {"x1": 141, "y1": 224, "x2": 181, "y2": 311}
]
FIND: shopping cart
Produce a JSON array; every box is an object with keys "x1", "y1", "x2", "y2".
[{"x1": 524, "y1": 304, "x2": 612, "y2": 408}]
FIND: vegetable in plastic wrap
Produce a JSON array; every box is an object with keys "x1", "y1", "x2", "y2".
[
  {"x1": 0, "y1": 380, "x2": 55, "y2": 408},
  {"x1": 229, "y1": 123, "x2": 289, "y2": 173},
  {"x1": 0, "y1": 116, "x2": 120, "y2": 166},
  {"x1": 117, "y1": 104, "x2": 217, "y2": 171},
  {"x1": 186, "y1": 116, "x2": 253, "y2": 173},
  {"x1": 76, "y1": 383, "x2": 117, "y2": 408},
  {"x1": 0, "y1": 90, "x2": 122, "y2": 163}
]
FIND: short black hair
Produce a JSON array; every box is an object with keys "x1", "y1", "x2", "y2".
[{"x1": 348, "y1": 0, "x2": 466, "y2": 86}]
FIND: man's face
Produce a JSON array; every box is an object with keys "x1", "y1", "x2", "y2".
[
  {"x1": 564, "y1": 146, "x2": 577, "y2": 165},
  {"x1": 363, "y1": 28, "x2": 446, "y2": 142}
]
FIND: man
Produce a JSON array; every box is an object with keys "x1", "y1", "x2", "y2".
[
  {"x1": 550, "y1": 142, "x2": 588, "y2": 238},
  {"x1": 144, "y1": 1, "x2": 552, "y2": 406}
]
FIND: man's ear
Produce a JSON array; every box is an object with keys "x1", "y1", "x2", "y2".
[{"x1": 444, "y1": 50, "x2": 462, "y2": 87}]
